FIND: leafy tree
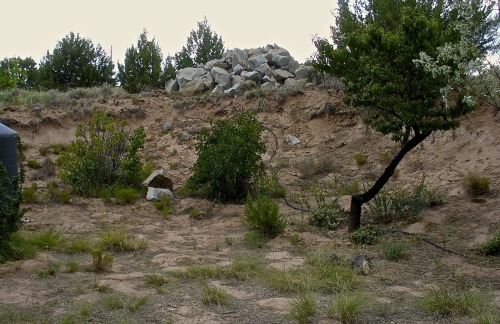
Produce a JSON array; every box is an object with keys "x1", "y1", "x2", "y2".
[
  {"x1": 174, "y1": 17, "x2": 225, "y2": 69},
  {"x1": 0, "y1": 136, "x2": 25, "y2": 262},
  {"x1": 161, "y1": 55, "x2": 177, "y2": 84},
  {"x1": 59, "y1": 112, "x2": 145, "y2": 197},
  {"x1": 187, "y1": 111, "x2": 266, "y2": 201},
  {"x1": 312, "y1": 0, "x2": 499, "y2": 232},
  {"x1": 0, "y1": 57, "x2": 38, "y2": 90},
  {"x1": 37, "y1": 32, "x2": 114, "y2": 90},
  {"x1": 117, "y1": 29, "x2": 163, "y2": 93}
]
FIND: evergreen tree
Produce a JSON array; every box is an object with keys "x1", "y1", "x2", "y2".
[
  {"x1": 117, "y1": 30, "x2": 163, "y2": 93},
  {"x1": 37, "y1": 32, "x2": 114, "y2": 90},
  {"x1": 174, "y1": 17, "x2": 225, "y2": 69},
  {"x1": 312, "y1": 0, "x2": 499, "y2": 232}
]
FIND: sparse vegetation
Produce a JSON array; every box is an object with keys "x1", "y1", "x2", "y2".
[
  {"x1": 381, "y1": 241, "x2": 408, "y2": 260},
  {"x1": 152, "y1": 196, "x2": 172, "y2": 218},
  {"x1": 328, "y1": 292, "x2": 366, "y2": 323},
  {"x1": 479, "y1": 231, "x2": 500, "y2": 256},
  {"x1": 98, "y1": 229, "x2": 147, "y2": 252},
  {"x1": 350, "y1": 224, "x2": 379, "y2": 245},
  {"x1": 307, "y1": 185, "x2": 343, "y2": 230},
  {"x1": 354, "y1": 153, "x2": 368, "y2": 166},
  {"x1": 87, "y1": 248, "x2": 113, "y2": 272},
  {"x1": 201, "y1": 284, "x2": 231, "y2": 306},
  {"x1": 420, "y1": 288, "x2": 489, "y2": 317},
  {"x1": 289, "y1": 293, "x2": 317, "y2": 324}
]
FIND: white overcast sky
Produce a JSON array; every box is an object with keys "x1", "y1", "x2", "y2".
[{"x1": 0, "y1": 1, "x2": 337, "y2": 66}]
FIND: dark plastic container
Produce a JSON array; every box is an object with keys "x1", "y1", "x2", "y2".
[{"x1": 0, "y1": 123, "x2": 18, "y2": 179}]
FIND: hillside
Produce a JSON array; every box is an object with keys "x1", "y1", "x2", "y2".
[{"x1": 0, "y1": 87, "x2": 499, "y2": 323}]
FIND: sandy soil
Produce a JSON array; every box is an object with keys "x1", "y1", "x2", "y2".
[{"x1": 0, "y1": 87, "x2": 498, "y2": 323}]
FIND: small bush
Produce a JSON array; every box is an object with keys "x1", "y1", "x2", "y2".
[
  {"x1": 328, "y1": 292, "x2": 366, "y2": 323},
  {"x1": 295, "y1": 156, "x2": 338, "y2": 178},
  {"x1": 88, "y1": 248, "x2": 113, "y2": 272},
  {"x1": 479, "y1": 231, "x2": 500, "y2": 256},
  {"x1": 420, "y1": 288, "x2": 488, "y2": 317},
  {"x1": 382, "y1": 241, "x2": 408, "y2": 260},
  {"x1": 244, "y1": 231, "x2": 266, "y2": 249},
  {"x1": 354, "y1": 153, "x2": 368, "y2": 166},
  {"x1": 244, "y1": 195, "x2": 286, "y2": 238},
  {"x1": 153, "y1": 196, "x2": 172, "y2": 218},
  {"x1": 201, "y1": 285, "x2": 231, "y2": 306},
  {"x1": 465, "y1": 173, "x2": 491, "y2": 196},
  {"x1": 98, "y1": 229, "x2": 146, "y2": 252},
  {"x1": 187, "y1": 111, "x2": 266, "y2": 201},
  {"x1": 289, "y1": 293, "x2": 317, "y2": 324},
  {"x1": 38, "y1": 146, "x2": 50, "y2": 156},
  {"x1": 308, "y1": 186, "x2": 343, "y2": 230},
  {"x1": 22, "y1": 183, "x2": 38, "y2": 203},
  {"x1": 59, "y1": 111, "x2": 145, "y2": 197},
  {"x1": 26, "y1": 159, "x2": 42, "y2": 169},
  {"x1": 350, "y1": 225, "x2": 379, "y2": 245},
  {"x1": 114, "y1": 187, "x2": 140, "y2": 204}
]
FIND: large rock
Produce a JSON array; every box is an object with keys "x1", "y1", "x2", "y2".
[
  {"x1": 232, "y1": 48, "x2": 248, "y2": 69},
  {"x1": 254, "y1": 63, "x2": 272, "y2": 78},
  {"x1": 248, "y1": 54, "x2": 268, "y2": 71},
  {"x1": 274, "y1": 69, "x2": 294, "y2": 82},
  {"x1": 284, "y1": 134, "x2": 300, "y2": 145},
  {"x1": 224, "y1": 84, "x2": 240, "y2": 97},
  {"x1": 146, "y1": 187, "x2": 173, "y2": 202},
  {"x1": 262, "y1": 75, "x2": 276, "y2": 84},
  {"x1": 176, "y1": 67, "x2": 206, "y2": 87},
  {"x1": 201, "y1": 73, "x2": 215, "y2": 89},
  {"x1": 211, "y1": 67, "x2": 230, "y2": 86},
  {"x1": 230, "y1": 75, "x2": 242, "y2": 86},
  {"x1": 247, "y1": 48, "x2": 265, "y2": 56},
  {"x1": 272, "y1": 55, "x2": 290, "y2": 68},
  {"x1": 284, "y1": 78, "x2": 299, "y2": 89},
  {"x1": 268, "y1": 46, "x2": 290, "y2": 57},
  {"x1": 241, "y1": 71, "x2": 261, "y2": 82},
  {"x1": 180, "y1": 79, "x2": 205, "y2": 93},
  {"x1": 233, "y1": 64, "x2": 245, "y2": 75},
  {"x1": 261, "y1": 82, "x2": 276, "y2": 92},
  {"x1": 165, "y1": 79, "x2": 179, "y2": 93},
  {"x1": 288, "y1": 59, "x2": 300, "y2": 74},
  {"x1": 142, "y1": 169, "x2": 174, "y2": 191},
  {"x1": 294, "y1": 65, "x2": 315, "y2": 80},
  {"x1": 212, "y1": 83, "x2": 230, "y2": 94}
]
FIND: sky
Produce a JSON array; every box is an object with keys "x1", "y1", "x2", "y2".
[{"x1": 0, "y1": 1, "x2": 337, "y2": 66}]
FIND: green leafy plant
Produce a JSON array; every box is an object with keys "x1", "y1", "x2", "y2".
[
  {"x1": 187, "y1": 111, "x2": 266, "y2": 201},
  {"x1": 350, "y1": 224, "x2": 379, "y2": 245},
  {"x1": 244, "y1": 195, "x2": 286, "y2": 238},
  {"x1": 308, "y1": 185, "x2": 343, "y2": 230},
  {"x1": 59, "y1": 111, "x2": 145, "y2": 196},
  {"x1": 479, "y1": 231, "x2": 500, "y2": 256}
]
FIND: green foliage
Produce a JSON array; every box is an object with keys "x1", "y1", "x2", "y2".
[
  {"x1": 244, "y1": 195, "x2": 286, "y2": 238},
  {"x1": 354, "y1": 153, "x2": 368, "y2": 166},
  {"x1": 37, "y1": 32, "x2": 114, "y2": 90},
  {"x1": 289, "y1": 293, "x2": 317, "y2": 324},
  {"x1": 479, "y1": 231, "x2": 500, "y2": 256},
  {"x1": 201, "y1": 284, "x2": 231, "y2": 306},
  {"x1": 0, "y1": 57, "x2": 38, "y2": 91},
  {"x1": 467, "y1": 62, "x2": 500, "y2": 111},
  {"x1": 88, "y1": 248, "x2": 113, "y2": 272},
  {"x1": 308, "y1": 185, "x2": 343, "y2": 230},
  {"x1": 153, "y1": 196, "x2": 172, "y2": 218},
  {"x1": 22, "y1": 183, "x2": 38, "y2": 203},
  {"x1": 26, "y1": 159, "x2": 41, "y2": 169},
  {"x1": 382, "y1": 241, "x2": 408, "y2": 260},
  {"x1": 350, "y1": 224, "x2": 379, "y2": 245},
  {"x1": 174, "y1": 17, "x2": 225, "y2": 69},
  {"x1": 59, "y1": 111, "x2": 145, "y2": 196},
  {"x1": 98, "y1": 228, "x2": 146, "y2": 252},
  {"x1": 187, "y1": 111, "x2": 266, "y2": 201},
  {"x1": 244, "y1": 231, "x2": 266, "y2": 249},
  {"x1": 464, "y1": 172, "x2": 491, "y2": 196},
  {"x1": 420, "y1": 288, "x2": 489, "y2": 317},
  {"x1": 117, "y1": 29, "x2": 163, "y2": 93},
  {"x1": 327, "y1": 292, "x2": 366, "y2": 323},
  {"x1": 369, "y1": 180, "x2": 444, "y2": 223},
  {"x1": 0, "y1": 136, "x2": 25, "y2": 261},
  {"x1": 114, "y1": 187, "x2": 140, "y2": 204}
]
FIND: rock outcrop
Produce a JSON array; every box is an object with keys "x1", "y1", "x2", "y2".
[{"x1": 165, "y1": 44, "x2": 316, "y2": 95}]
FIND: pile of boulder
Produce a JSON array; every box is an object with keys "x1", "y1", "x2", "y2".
[{"x1": 165, "y1": 44, "x2": 316, "y2": 96}]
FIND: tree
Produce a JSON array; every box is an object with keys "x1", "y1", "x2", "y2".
[
  {"x1": 117, "y1": 29, "x2": 163, "y2": 93},
  {"x1": 312, "y1": 0, "x2": 499, "y2": 232},
  {"x1": 161, "y1": 55, "x2": 177, "y2": 84},
  {"x1": 174, "y1": 17, "x2": 225, "y2": 69},
  {"x1": 37, "y1": 32, "x2": 114, "y2": 90}
]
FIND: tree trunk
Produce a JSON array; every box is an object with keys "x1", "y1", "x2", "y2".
[{"x1": 347, "y1": 132, "x2": 430, "y2": 233}]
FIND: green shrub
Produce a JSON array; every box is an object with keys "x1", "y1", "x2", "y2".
[
  {"x1": 244, "y1": 195, "x2": 286, "y2": 238},
  {"x1": 308, "y1": 185, "x2": 343, "y2": 230},
  {"x1": 201, "y1": 284, "x2": 231, "y2": 306},
  {"x1": 350, "y1": 224, "x2": 379, "y2": 245},
  {"x1": 479, "y1": 231, "x2": 500, "y2": 256},
  {"x1": 354, "y1": 152, "x2": 368, "y2": 166},
  {"x1": 88, "y1": 248, "x2": 113, "y2": 272},
  {"x1": 38, "y1": 146, "x2": 50, "y2": 156},
  {"x1": 114, "y1": 187, "x2": 140, "y2": 204},
  {"x1": 26, "y1": 159, "x2": 42, "y2": 169},
  {"x1": 186, "y1": 111, "x2": 266, "y2": 201},
  {"x1": 59, "y1": 111, "x2": 145, "y2": 196},
  {"x1": 327, "y1": 292, "x2": 366, "y2": 323},
  {"x1": 289, "y1": 293, "x2": 317, "y2": 324},
  {"x1": 153, "y1": 196, "x2": 172, "y2": 218},
  {"x1": 465, "y1": 173, "x2": 491, "y2": 196},
  {"x1": 244, "y1": 231, "x2": 266, "y2": 249},
  {"x1": 22, "y1": 183, "x2": 38, "y2": 203},
  {"x1": 0, "y1": 136, "x2": 25, "y2": 262},
  {"x1": 420, "y1": 288, "x2": 488, "y2": 317},
  {"x1": 382, "y1": 241, "x2": 408, "y2": 260}
]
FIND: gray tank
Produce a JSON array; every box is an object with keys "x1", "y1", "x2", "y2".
[{"x1": 0, "y1": 123, "x2": 18, "y2": 179}]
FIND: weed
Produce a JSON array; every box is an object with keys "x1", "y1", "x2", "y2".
[
  {"x1": 90, "y1": 278, "x2": 111, "y2": 292},
  {"x1": 189, "y1": 207, "x2": 206, "y2": 219},
  {"x1": 420, "y1": 288, "x2": 488, "y2": 317},
  {"x1": 127, "y1": 295, "x2": 148, "y2": 312},
  {"x1": 62, "y1": 260, "x2": 80, "y2": 273},
  {"x1": 104, "y1": 294, "x2": 125, "y2": 310},
  {"x1": 350, "y1": 225, "x2": 379, "y2": 245},
  {"x1": 35, "y1": 262, "x2": 60, "y2": 278},
  {"x1": 464, "y1": 173, "x2": 491, "y2": 196},
  {"x1": 144, "y1": 273, "x2": 168, "y2": 293},
  {"x1": 225, "y1": 236, "x2": 234, "y2": 246},
  {"x1": 22, "y1": 183, "x2": 38, "y2": 203},
  {"x1": 88, "y1": 248, "x2": 113, "y2": 272},
  {"x1": 256, "y1": 173, "x2": 286, "y2": 198},
  {"x1": 27, "y1": 228, "x2": 65, "y2": 250},
  {"x1": 64, "y1": 239, "x2": 93, "y2": 254},
  {"x1": 39, "y1": 146, "x2": 50, "y2": 156},
  {"x1": 114, "y1": 187, "x2": 140, "y2": 204},
  {"x1": 244, "y1": 231, "x2": 266, "y2": 249},
  {"x1": 98, "y1": 229, "x2": 146, "y2": 252},
  {"x1": 289, "y1": 293, "x2": 317, "y2": 324},
  {"x1": 26, "y1": 159, "x2": 42, "y2": 169},
  {"x1": 52, "y1": 143, "x2": 67, "y2": 155},
  {"x1": 244, "y1": 195, "x2": 286, "y2": 238},
  {"x1": 201, "y1": 285, "x2": 231, "y2": 306},
  {"x1": 327, "y1": 292, "x2": 366, "y2": 323},
  {"x1": 0, "y1": 232, "x2": 37, "y2": 263},
  {"x1": 308, "y1": 185, "x2": 343, "y2": 230},
  {"x1": 296, "y1": 156, "x2": 338, "y2": 178},
  {"x1": 479, "y1": 231, "x2": 500, "y2": 256},
  {"x1": 354, "y1": 153, "x2": 368, "y2": 166},
  {"x1": 153, "y1": 196, "x2": 172, "y2": 218},
  {"x1": 382, "y1": 241, "x2": 408, "y2": 260}
]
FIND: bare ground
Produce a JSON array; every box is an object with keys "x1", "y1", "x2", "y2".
[{"x1": 0, "y1": 88, "x2": 499, "y2": 323}]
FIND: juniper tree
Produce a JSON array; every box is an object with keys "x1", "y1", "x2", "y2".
[{"x1": 312, "y1": 0, "x2": 499, "y2": 232}]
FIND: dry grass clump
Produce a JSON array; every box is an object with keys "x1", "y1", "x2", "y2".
[{"x1": 464, "y1": 172, "x2": 491, "y2": 196}]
